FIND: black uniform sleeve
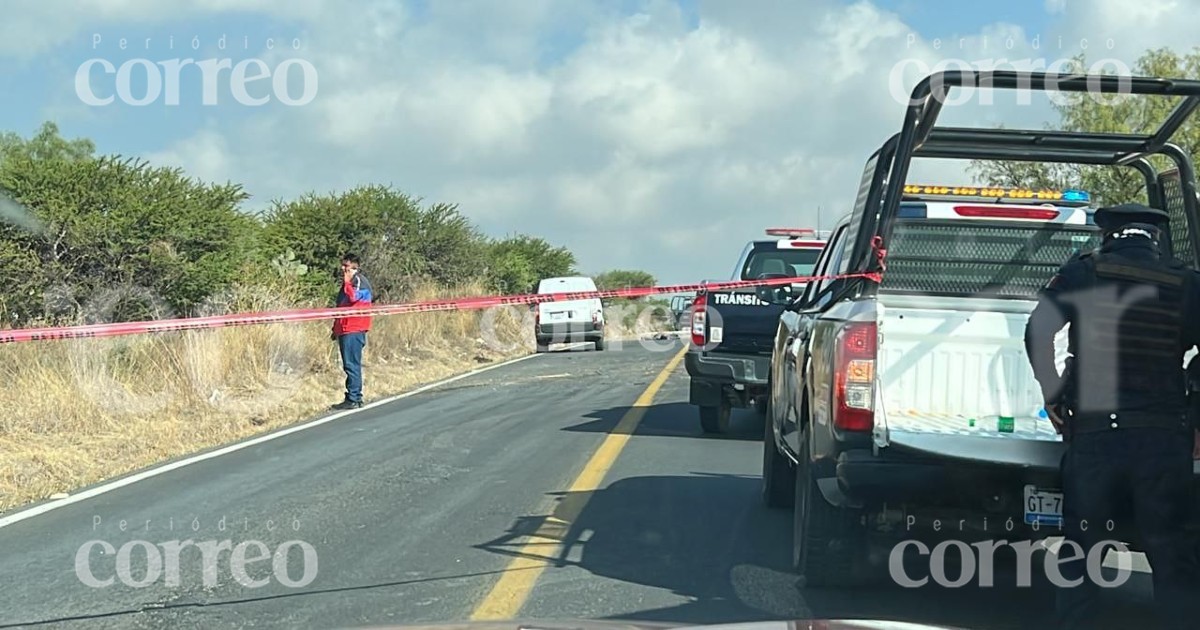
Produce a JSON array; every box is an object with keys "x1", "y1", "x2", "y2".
[
  {"x1": 1024, "y1": 261, "x2": 1084, "y2": 404},
  {"x1": 1184, "y1": 271, "x2": 1200, "y2": 351}
]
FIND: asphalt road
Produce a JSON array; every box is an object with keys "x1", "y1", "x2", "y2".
[{"x1": 0, "y1": 338, "x2": 1161, "y2": 629}]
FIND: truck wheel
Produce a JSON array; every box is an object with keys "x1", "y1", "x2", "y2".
[
  {"x1": 594, "y1": 337, "x2": 606, "y2": 351},
  {"x1": 793, "y1": 430, "x2": 867, "y2": 587},
  {"x1": 535, "y1": 340, "x2": 550, "y2": 353},
  {"x1": 761, "y1": 401, "x2": 795, "y2": 508},
  {"x1": 699, "y1": 404, "x2": 730, "y2": 434}
]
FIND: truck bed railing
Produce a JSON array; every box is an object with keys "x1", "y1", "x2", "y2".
[{"x1": 847, "y1": 70, "x2": 1200, "y2": 279}]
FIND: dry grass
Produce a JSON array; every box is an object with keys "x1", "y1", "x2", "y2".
[{"x1": 0, "y1": 281, "x2": 532, "y2": 512}]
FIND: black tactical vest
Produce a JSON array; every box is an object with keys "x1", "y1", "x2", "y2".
[{"x1": 1072, "y1": 251, "x2": 1189, "y2": 409}]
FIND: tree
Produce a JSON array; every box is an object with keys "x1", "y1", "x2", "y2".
[
  {"x1": 0, "y1": 121, "x2": 591, "y2": 325},
  {"x1": 261, "y1": 185, "x2": 488, "y2": 302},
  {"x1": 0, "y1": 121, "x2": 96, "y2": 164},
  {"x1": 485, "y1": 235, "x2": 577, "y2": 294},
  {"x1": 1, "y1": 124, "x2": 258, "y2": 324},
  {"x1": 594, "y1": 269, "x2": 656, "y2": 291},
  {"x1": 970, "y1": 48, "x2": 1200, "y2": 207},
  {"x1": 0, "y1": 150, "x2": 258, "y2": 323}
]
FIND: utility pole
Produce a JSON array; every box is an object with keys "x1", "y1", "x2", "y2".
[{"x1": 817, "y1": 205, "x2": 822, "y2": 232}]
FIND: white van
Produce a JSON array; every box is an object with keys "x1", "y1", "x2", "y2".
[{"x1": 534, "y1": 276, "x2": 605, "y2": 352}]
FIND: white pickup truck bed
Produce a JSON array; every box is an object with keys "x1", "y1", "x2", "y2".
[
  {"x1": 872, "y1": 292, "x2": 1200, "y2": 474},
  {"x1": 873, "y1": 293, "x2": 1068, "y2": 469},
  {"x1": 876, "y1": 294, "x2": 1062, "y2": 436}
]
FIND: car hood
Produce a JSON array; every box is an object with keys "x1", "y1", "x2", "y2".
[{"x1": 360, "y1": 620, "x2": 969, "y2": 630}]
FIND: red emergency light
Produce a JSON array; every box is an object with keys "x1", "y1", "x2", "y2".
[
  {"x1": 953, "y1": 206, "x2": 1061, "y2": 220},
  {"x1": 777, "y1": 240, "x2": 827, "y2": 249}
]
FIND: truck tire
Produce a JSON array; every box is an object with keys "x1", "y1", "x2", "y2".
[
  {"x1": 793, "y1": 429, "x2": 868, "y2": 587},
  {"x1": 699, "y1": 404, "x2": 730, "y2": 434},
  {"x1": 594, "y1": 337, "x2": 606, "y2": 351},
  {"x1": 761, "y1": 402, "x2": 795, "y2": 508},
  {"x1": 535, "y1": 340, "x2": 550, "y2": 353}
]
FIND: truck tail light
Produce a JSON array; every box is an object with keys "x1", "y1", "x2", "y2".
[
  {"x1": 592, "y1": 310, "x2": 602, "y2": 326},
  {"x1": 834, "y1": 321, "x2": 876, "y2": 432},
  {"x1": 690, "y1": 293, "x2": 707, "y2": 347}
]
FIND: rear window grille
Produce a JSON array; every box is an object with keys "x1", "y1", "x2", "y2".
[
  {"x1": 880, "y1": 221, "x2": 1102, "y2": 299},
  {"x1": 1160, "y1": 173, "x2": 1194, "y2": 266}
]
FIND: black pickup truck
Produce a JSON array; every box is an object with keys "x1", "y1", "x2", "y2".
[{"x1": 685, "y1": 229, "x2": 828, "y2": 433}]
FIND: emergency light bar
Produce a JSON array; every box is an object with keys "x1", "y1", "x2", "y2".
[
  {"x1": 898, "y1": 201, "x2": 1090, "y2": 224},
  {"x1": 902, "y1": 184, "x2": 1091, "y2": 204},
  {"x1": 765, "y1": 228, "x2": 817, "y2": 238}
]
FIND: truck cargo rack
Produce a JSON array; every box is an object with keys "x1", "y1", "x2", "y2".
[{"x1": 847, "y1": 70, "x2": 1200, "y2": 276}]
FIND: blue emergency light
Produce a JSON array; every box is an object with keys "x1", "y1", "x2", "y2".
[{"x1": 1061, "y1": 189, "x2": 1090, "y2": 203}]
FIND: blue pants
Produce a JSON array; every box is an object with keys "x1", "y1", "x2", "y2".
[
  {"x1": 337, "y1": 332, "x2": 366, "y2": 403},
  {"x1": 1056, "y1": 428, "x2": 1197, "y2": 630}
]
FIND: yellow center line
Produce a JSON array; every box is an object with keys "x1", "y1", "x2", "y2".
[{"x1": 469, "y1": 344, "x2": 687, "y2": 620}]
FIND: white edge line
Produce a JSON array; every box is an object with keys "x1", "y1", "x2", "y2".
[{"x1": 0, "y1": 351, "x2": 545, "y2": 529}]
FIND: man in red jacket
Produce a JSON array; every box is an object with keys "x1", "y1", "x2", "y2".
[{"x1": 331, "y1": 254, "x2": 373, "y2": 410}]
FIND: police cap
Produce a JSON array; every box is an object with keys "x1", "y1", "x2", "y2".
[{"x1": 1093, "y1": 203, "x2": 1170, "y2": 231}]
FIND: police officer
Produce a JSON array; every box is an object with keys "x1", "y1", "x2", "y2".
[{"x1": 1024, "y1": 203, "x2": 1200, "y2": 630}]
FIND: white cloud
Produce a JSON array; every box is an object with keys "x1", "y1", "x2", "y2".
[
  {"x1": 143, "y1": 127, "x2": 232, "y2": 184},
  {"x1": 555, "y1": 12, "x2": 797, "y2": 160},
  {"x1": 10, "y1": 0, "x2": 1166, "y2": 285},
  {"x1": 1055, "y1": 0, "x2": 1198, "y2": 65}
]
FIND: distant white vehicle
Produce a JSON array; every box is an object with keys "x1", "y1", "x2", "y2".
[{"x1": 534, "y1": 276, "x2": 606, "y2": 352}]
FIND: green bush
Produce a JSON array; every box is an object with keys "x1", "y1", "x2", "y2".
[
  {"x1": 260, "y1": 186, "x2": 489, "y2": 303},
  {"x1": 0, "y1": 123, "x2": 587, "y2": 326},
  {"x1": 485, "y1": 235, "x2": 577, "y2": 294},
  {"x1": 0, "y1": 127, "x2": 258, "y2": 324}
]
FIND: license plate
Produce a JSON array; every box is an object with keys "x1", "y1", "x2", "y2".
[
  {"x1": 1024, "y1": 484, "x2": 1063, "y2": 527},
  {"x1": 547, "y1": 311, "x2": 569, "y2": 321}
]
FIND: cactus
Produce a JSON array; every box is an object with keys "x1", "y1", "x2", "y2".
[{"x1": 270, "y1": 249, "x2": 308, "y2": 278}]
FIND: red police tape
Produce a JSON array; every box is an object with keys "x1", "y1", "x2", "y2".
[{"x1": 0, "y1": 269, "x2": 884, "y2": 345}]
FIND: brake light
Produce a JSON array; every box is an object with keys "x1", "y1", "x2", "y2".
[
  {"x1": 834, "y1": 321, "x2": 876, "y2": 432},
  {"x1": 777, "y1": 239, "x2": 827, "y2": 249},
  {"x1": 690, "y1": 293, "x2": 707, "y2": 347},
  {"x1": 953, "y1": 206, "x2": 1060, "y2": 220}
]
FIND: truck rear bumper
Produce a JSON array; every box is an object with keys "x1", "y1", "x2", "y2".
[
  {"x1": 537, "y1": 322, "x2": 602, "y2": 342},
  {"x1": 822, "y1": 447, "x2": 1200, "y2": 542},
  {"x1": 830, "y1": 447, "x2": 1061, "y2": 506},
  {"x1": 685, "y1": 350, "x2": 770, "y2": 408},
  {"x1": 684, "y1": 349, "x2": 769, "y2": 384}
]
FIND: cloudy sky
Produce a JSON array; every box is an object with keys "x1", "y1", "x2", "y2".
[{"x1": 0, "y1": 0, "x2": 1195, "y2": 285}]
